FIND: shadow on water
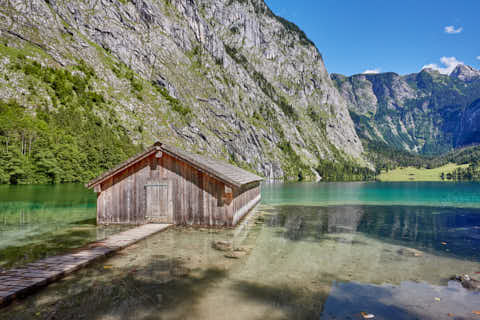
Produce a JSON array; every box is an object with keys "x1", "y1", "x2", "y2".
[
  {"x1": 228, "y1": 272, "x2": 350, "y2": 320},
  {"x1": 71, "y1": 218, "x2": 97, "y2": 225},
  {"x1": 231, "y1": 280, "x2": 327, "y2": 320},
  {"x1": 264, "y1": 205, "x2": 480, "y2": 262},
  {"x1": 0, "y1": 229, "x2": 93, "y2": 269},
  {"x1": 320, "y1": 280, "x2": 480, "y2": 320},
  {"x1": 0, "y1": 256, "x2": 229, "y2": 320},
  {"x1": 231, "y1": 278, "x2": 439, "y2": 320},
  {"x1": 0, "y1": 225, "x2": 128, "y2": 269},
  {"x1": 0, "y1": 206, "x2": 478, "y2": 320},
  {"x1": 0, "y1": 184, "x2": 106, "y2": 269}
]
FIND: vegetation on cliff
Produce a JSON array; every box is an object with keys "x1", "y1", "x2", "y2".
[
  {"x1": 0, "y1": 52, "x2": 139, "y2": 184},
  {"x1": 0, "y1": 0, "x2": 369, "y2": 184},
  {"x1": 333, "y1": 67, "x2": 480, "y2": 155}
]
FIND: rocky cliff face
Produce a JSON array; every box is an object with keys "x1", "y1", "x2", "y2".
[
  {"x1": 0, "y1": 0, "x2": 365, "y2": 181},
  {"x1": 332, "y1": 65, "x2": 480, "y2": 155}
]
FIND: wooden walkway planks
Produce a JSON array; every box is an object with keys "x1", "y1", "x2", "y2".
[{"x1": 0, "y1": 223, "x2": 171, "y2": 307}]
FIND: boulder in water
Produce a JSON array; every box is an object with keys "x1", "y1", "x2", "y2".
[
  {"x1": 397, "y1": 248, "x2": 423, "y2": 257},
  {"x1": 224, "y1": 251, "x2": 246, "y2": 259},
  {"x1": 212, "y1": 240, "x2": 232, "y2": 252},
  {"x1": 451, "y1": 274, "x2": 480, "y2": 291},
  {"x1": 170, "y1": 266, "x2": 191, "y2": 277}
]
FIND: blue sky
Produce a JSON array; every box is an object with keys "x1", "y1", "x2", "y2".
[{"x1": 264, "y1": 0, "x2": 480, "y2": 76}]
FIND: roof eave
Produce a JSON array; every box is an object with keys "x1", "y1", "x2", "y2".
[
  {"x1": 85, "y1": 142, "x2": 264, "y2": 190},
  {"x1": 85, "y1": 146, "x2": 161, "y2": 189}
]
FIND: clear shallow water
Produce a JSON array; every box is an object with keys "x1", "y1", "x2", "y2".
[
  {"x1": 0, "y1": 185, "x2": 126, "y2": 269},
  {"x1": 1, "y1": 182, "x2": 480, "y2": 319}
]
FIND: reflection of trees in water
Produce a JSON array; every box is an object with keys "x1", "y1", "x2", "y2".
[
  {"x1": 265, "y1": 206, "x2": 365, "y2": 241},
  {"x1": 326, "y1": 206, "x2": 364, "y2": 234},
  {"x1": 266, "y1": 205, "x2": 480, "y2": 261},
  {"x1": 356, "y1": 206, "x2": 480, "y2": 260}
]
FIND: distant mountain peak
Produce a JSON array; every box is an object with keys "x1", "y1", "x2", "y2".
[
  {"x1": 334, "y1": 63, "x2": 480, "y2": 156},
  {"x1": 450, "y1": 64, "x2": 480, "y2": 82},
  {"x1": 420, "y1": 67, "x2": 441, "y2": 75}
]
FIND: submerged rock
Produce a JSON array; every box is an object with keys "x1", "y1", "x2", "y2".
[
  {"x1": 170, "y1": 266, "x2": 191, "y2": 277},
  {"x1": 212, "y1": 241, "x2": 232, "y2": 252},
  {"x1": 224, "y1": 251, "x2": 246, "y2": 259},
  {"x1": 397, "y1": 248, "x2": 423, "y2": 257},
  {"x1": 451, "y1": 274, "x2": 480, "y2": 291},
  {"x1": 233, "y1": 246, "x2": 251, "y2": 253},
  {"x1": 254, "y1": 216, "x2": 265, "y2": 225}
]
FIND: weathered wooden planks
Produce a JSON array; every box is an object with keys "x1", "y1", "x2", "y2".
[
  {"x1": 95, "y1": 151, "x2": 261, "y2": 227},
  {"x1": 0, "y1": 224, "x2": 171, "y2": 307},
  {"x1": 233, "y1": 184, "x2": 261, "y2": 225}
]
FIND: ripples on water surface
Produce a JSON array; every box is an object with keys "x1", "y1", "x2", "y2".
[{"x1": 1, "y1": 182, "x2": 479, "y2": 320}]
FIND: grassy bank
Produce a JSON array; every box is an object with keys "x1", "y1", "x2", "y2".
[{"x1": 377, "y1": 163, "x2": 469, "y2": 182}]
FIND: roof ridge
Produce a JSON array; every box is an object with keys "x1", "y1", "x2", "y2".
[{"x1": 86, "y1": 142, "x2": 263, "y2": 189}]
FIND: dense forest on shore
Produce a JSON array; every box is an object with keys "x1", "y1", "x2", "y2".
[
  {"x1": 0, "y1": 56, "x2": 139, "y2": 184},
  {"x1": 367, "y1": 141, "x2": 480, "y2": 181},
  {"x1": 315, "y1": 159, "x2": 375, "y2": 182},
  {"x1": 1, "y1": 57, "x2": 479, "y2": 184}
]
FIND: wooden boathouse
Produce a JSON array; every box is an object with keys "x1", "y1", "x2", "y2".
[{"x1": 86, "y1": 142, "x2": 263, "y2": 227}]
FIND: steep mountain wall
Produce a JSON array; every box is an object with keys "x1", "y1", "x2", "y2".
[
  {"x1": 0, "y1": 0, "x2": 365, "y2": 183},
  {"x1": 332, "y1": 65, "x2": 480, "y2": 155}
]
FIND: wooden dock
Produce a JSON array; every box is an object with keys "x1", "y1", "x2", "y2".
[{"x1": 0, "y1": 223, "x2": 171, "y2": 307}]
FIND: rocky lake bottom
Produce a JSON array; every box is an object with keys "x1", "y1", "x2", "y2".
[{"x1": 0, "y1": 182, "x2": 480, "y2": 319}]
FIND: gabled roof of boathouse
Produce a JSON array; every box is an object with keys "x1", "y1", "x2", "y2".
[{"x1": 86, "y1": 142, "x2": 263, "y2": 189}]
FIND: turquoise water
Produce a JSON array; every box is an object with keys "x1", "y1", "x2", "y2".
[
  {"x1": 262, "y1": 181, "x2": 480, "y2": 207},
  {"x1": 1, "y1": 182, "x2": 480, "y2": 319},
  {"x1": 0, "y1": 184, "x2": 125, "y2": 269},
  {"x1": 0, "y1": 184, "x2": 95, "y2": 205}
]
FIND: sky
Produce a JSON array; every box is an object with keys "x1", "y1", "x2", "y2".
[{"x1": 264, "y1": 0, "x2": 480, "y2": 76}]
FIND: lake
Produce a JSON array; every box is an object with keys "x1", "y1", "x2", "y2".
[
  {"x1": 0, "y1": 184, "x2": 125, "y2": 269},
  {"x1": 1, "y1": 182, "x2": 479, "y2": 319}
]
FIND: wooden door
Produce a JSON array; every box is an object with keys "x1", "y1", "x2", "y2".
[{"x1": 145, "y1": 180, "x2": 173, "y2": 224}]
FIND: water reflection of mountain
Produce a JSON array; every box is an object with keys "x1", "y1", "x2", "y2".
[
  {"x1": 321, "y1": 280, "x2": 480, "y2": 320},
  {"x1": 266, "y1": 205, "x2": 480, "y2": 261}
]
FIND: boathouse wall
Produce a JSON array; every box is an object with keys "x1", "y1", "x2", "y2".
[{"x1": 95, "y1": 152, "x2": 261, "y2": 227}]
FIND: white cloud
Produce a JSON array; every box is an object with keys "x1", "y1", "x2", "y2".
[
  {"x1": 444, "y1": 25, "x2": 463, "y2": 34},
  {"x1": 363, "y1": 68, "x2": 381, "y2": 74},
  {"x1": 422, "y1": 57, "x2": 463, "y2": 75},
  {"x1": 477, "y1": 56, "x2": 480, "y2": 60}
]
